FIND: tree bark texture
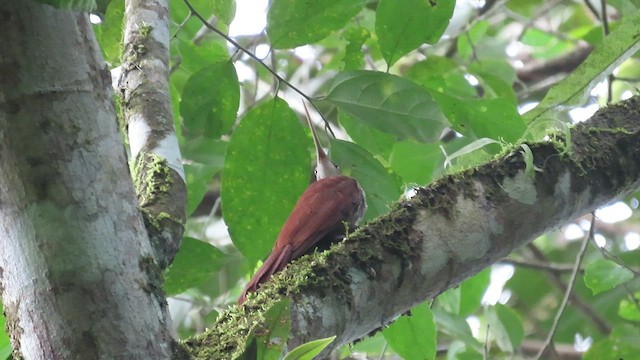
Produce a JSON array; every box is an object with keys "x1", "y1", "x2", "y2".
[
  {"x1": 119, "y1": 0, "x2": 187, "y2": 269},
  {"x1": 0, "y1": 2, "x2": 174, "y2": 359},
  {"x1": 189, "y1": 96, "x2": 640, "y2": 358}
]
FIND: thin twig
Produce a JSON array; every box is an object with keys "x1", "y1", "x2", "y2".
[
  {"x1": 182, "y1": 0, "x2": 311, "y2": 102},
  {"x1": 591, "y1": 237, "x2": 640, "y2": 276},
  {"x1": 534, "y1": 213, "x2": 595, "y2": 359},
  {"x1": 377, "y1": 341, "x2": 388, "y2": 360},
  {"x1": 181, "y1": 0, "x2": 337, "y2": 137},
  {"x1": 483, "y1": 324, "x2": 490, "y2": 360},
  {"x1": 601, "y1": 0, "x2": 614, "y2": 104},
  {"x1": 500, "y1": 258, "x2": 579, "y2": 273}
]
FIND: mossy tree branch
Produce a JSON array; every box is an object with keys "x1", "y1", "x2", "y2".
[
  {"x1": 184, "y1": 96, "x2": 640, "y2": 358},
  {"x1": 119, "y1": 0, "x2": 187, "y2": 269}
]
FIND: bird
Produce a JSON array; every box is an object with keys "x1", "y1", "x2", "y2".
[{"x1": 238, "y1": 103, "x2": 367, "y2": 304}]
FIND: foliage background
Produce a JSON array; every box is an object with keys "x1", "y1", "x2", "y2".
[{"x1": 10, "y1": 0, "x2": 640, "y2": 359}]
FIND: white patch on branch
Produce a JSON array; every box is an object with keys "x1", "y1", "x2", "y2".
[
  {"x1": 128, "y1": 117, "x2": 185, "y2": 182},
  {"x1": 128, "y1": 115, "x2": 150, "y2": 160},
  {"x1": 155, "y1": 134, "x2": 185, "y2": 181}
]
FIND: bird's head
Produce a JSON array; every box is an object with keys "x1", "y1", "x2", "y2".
[{"x1": 303, "y1": 102, "x2": 341, "y2": 180}]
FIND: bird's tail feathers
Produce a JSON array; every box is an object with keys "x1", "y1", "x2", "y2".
[{"x1": 238, "y1": 245, "x2": 292, "y2": 304}]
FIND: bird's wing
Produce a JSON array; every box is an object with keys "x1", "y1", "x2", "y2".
[{"x1": 275, "y1": 175, "x2": 362, "y2": 259}]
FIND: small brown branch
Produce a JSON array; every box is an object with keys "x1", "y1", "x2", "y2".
[
  {"x1": 534, "y1": 213, "x2": 594, "y2": 359},
  {"x1": 522, "y1": 340, "x2": 583, "y2": 360},
  {"x1": 527, "y1": 243, "x2": 612, "y2": 335},
  {"x1": 500, "y1": 258, "x2": 578, "y2": 274},
  {"x1": 517, "y1": 44, "x2": 593, "y2": 84}
]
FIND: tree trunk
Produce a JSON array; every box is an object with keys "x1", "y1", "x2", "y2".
[{"x1": 0, "y1": 2, "x2": 174, "y2": 358}]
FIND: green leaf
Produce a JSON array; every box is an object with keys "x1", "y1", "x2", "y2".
[
  {"x1": 342, "y1": 27, "x2": 370, "y2": 71},
  {"x1": 238, "y1": 300, "x2": 292, "y2": 360},
  {"x1": 93, "y1": 0, "x2": 124, "y2": 65},
  {"x1": 329, "y1": 140, "x2": 403, "y2": 220},
  {"x1": 339, "y1": 111, "x2": 396, "y2": 160},
  {"x1": 457, "y1": 20, "x2": 489, "y2": 60},
  {"x1": 438, "y1": 287, "x2": 461, "y2": 314},
  {"x1": 376, "y1": 0, "x2": 455, "y2": 66},
  {"x1": 485, "y1": 304, "x2": 524, "y2": 352},
  {"x1": 175, "y1": 37, "x2": 229, "y2": 74},
  {"x1": 325, "y1": 71, "x2": 449, "y2": 143},
  {"x1": 222, "y1": 98, "x2": 309, "y2": 265},
  {"x1": 0, "y1": 303, "x2": 10, "y2": 359},
  {"x1": 182, "y1": 138, "x2": 227, "y2": 215},
  {"x1": 184, "y1": 163, "x2": 220, "y2": 216},
  {"x1": 181, "y1": 60, "x2": 239, "y2": 138},
  {"x1": 446, "y1": 341, "x2": 483, "y2": 360},
  {"x1": 459, "y1": 268, "x2": 491, "y2": 317},
  {"x1": 585, "y1": 324, "x2": 640, "y2": 360},
  {"x1": 433, "y1": 308, "x2": 482, "y2": 352},
  {"x1": 584, "y1": 259, "x2": 634, "y2": 295},
  {"x1": 164, "y1": 237, "x2": 227, "y2": 295},
  {"x1": 388, "y1": 140, "x2": 443, "y2": 185},
  {"x1": 618, "y1": 292, "x2": 640, "y2": 321},
  {"x1": 444, "y1": 138, "x2": 501, "y2": 167},
  {"x1": 267, "y1": 0, "x2": 368, "y2": 49},
  {"x1": 283, "y1": 336, "x2": 336, "y2": 360},
  {"x1": 33, "y1": 0, "x2": 97, "y2": 11},
  {"x1": 406, "y1": 57, "x2": 478, "y2": 99},
  {"x1": 211, "y1": 0, "x2": 236, "y2": 30},
  {"x1": 468, "y1": 60, "x2": 517, "y2": 102},
  {"x1": 435, "y1": 95, "x2": 525, "y2": 146},
  {"x1": 182, "y1": 138, "x2": 227, "y2": 166},
  {"x1": 257, "y1": 299, "x2": 292, "y2": 360},
  {"x1": 523, "y1": 10, "x2": 640, "y2": 124},
  {"x1": 383, "y1": 303, "x2": 437, "y2": 360}
]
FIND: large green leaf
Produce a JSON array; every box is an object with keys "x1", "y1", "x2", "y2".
[
  {"x1": 175, "y1": 37, "x2": 229, "y2": 75},
  {"x1": 434, "y1": 95, "x2": 525, "y2": 145},
  {"x1": 376, "y1": 0, "x2": 455, "y2": 66},
  {"x1": 485, "y1": 304, "x2": 524, "y2": 352},
  {"x1": 342, "y1": 27, "x2": 370, "y2": 71},
  {"x1": 432, "y1": 308, "x2": 482, "y2": 352},
  {"x1": 329, "y1": 140, "x2": 403, "y2": 221},
  {"x1": 222, "y1": 98, "x2": 309, "y2": 265},
  {"x1": 257, "y1": 299, "x2": 292, "y2": 360},
  {"x1": 325, "y1": 71, "x2": 449, "y2": 143},
  {"x1": 210, "y1": 0, "x2": 236, "y2": 31},
  {"x1": 93, "y1": 0, "x2": 124, "y2": 65},
  {"x1": 584, "y1": 259, "x2": 634, "y2": 295},
  {"x1": 618, "y1": 292, "x2": 640, "y2": 321},
  {"x1": 180, "y1": 60, "x2": 239, "y2": 138},
  {"x1": 267, "y1": 0, "x2": 368, "y2": 49},
  {"x1": 164, "y1": 237, "x2": 227, "y2": 295},
  {"x1": 523, "y1": 10, "x2": 640, "y2": 124},
  {"x1": 339, "y1": 112, "x2": 396, "y2": 160},
  {"x1": 585, "y1": 324, "x2": 640, "y2": 360},
  {"x1": 388, "y1": 140, "x2": 443, "y2": 185},
  {"x1": 184, "y1": 162, "x2": 221, "y2": 216},
  {"x1": 383, "y1": 303, "x2": 436, "y2": 360},
  {"x1": 459, "y1": 268, "x2": 490, "y2": 317},
  {"x1": 238, "y1": 299, "x2": 292, "y2": 360},
  {"x1": 283, "y1": 336, "x2": 336, "y2": 360}
]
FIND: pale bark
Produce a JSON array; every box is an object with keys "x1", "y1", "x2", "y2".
[
  {"x1": 193, "y1": 96, "x2": 640, "y2": 358},
  {"x1": 0, "y1": 2, "x2": 174, "y2": 358},
  {"x1": 119, "y1": 0, "x2": 187, "y2": 269}
]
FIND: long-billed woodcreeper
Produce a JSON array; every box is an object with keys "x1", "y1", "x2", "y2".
[{"x1": 238, "y1": 104, "x2": 366, "y2": 304}]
